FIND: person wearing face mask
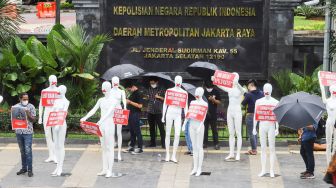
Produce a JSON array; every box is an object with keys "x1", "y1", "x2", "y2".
[
  {"x1": 203, "y1": 81, "x2": 221, "y2": 150},
  {"x1": 146, "y1": 78, "x2": 166, "y2": 148},
  {"x1": 15, "y1": 93, "x2": 36, "y2": 178}
]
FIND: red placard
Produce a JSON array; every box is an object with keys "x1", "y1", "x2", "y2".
[
  {"x1": 11, "y1": 106, "x2": 28, "y2": 130},
  {"x1": 113, "y1": 109, "x2": 130, "y2": 125},
  {"x1": 186, "y1": 104, "x2": 208, "y2": 122},
  {"x1": 319, "y1": 71, "x2": 336, "y2": 86},
  {"x1": 47, "y1": 111, "x2": 67, "y2": 127},
  {"x1": 165, "y1": 89, "x2": 188, "y2": 108},
  {"x1": 213, "y1": 70, "x2": 236, "y2": 88},
  {"x1": 41, "y1": 91, "x2": 59, "y2": 107},
  {"x1": 255, "y1": 105, "x2": 277, "y2": 122},
  {"x1": 80, "y1": 121, "x2": 102, "y2": 137}
]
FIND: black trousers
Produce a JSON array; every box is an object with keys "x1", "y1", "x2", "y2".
[
  {"x1": 300, "y1": 138, "x2": 315, "y2": 174},
  {"x1": 148, "y1": 113, "x2": 165, "y2": 147},
  {"x1": 129, "y1": 112, "x2": 143, "y2": 149},
  {"x1": 203, "y1": 118, "x2": 219, "y2": 145}
]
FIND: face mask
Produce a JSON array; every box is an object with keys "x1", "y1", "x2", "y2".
[
  {"x1": 150, "y1": 84, "x2": 157, "y2": 88},
  {"x1": 206, "y1": 88, "x2": 213, "y2": 92},
  {"x1": 21, "y1": 101, "x2": 28, "y2": 106}
]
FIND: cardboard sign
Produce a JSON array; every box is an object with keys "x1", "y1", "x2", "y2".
[
  {"x1": 41, "y1": 91, "x2": 59, "y2": 107},
  {"x1": 319, "y1": 71, "x2": 336, "y2": 86},
  {"x1": 80, "y1": 121, "x2": 102, "y2": 137},
  {"x1": 186, "y1": 104, "x2": 208, "y2": 122},
  {"x1": 255, "y1": 105, "x2": 277, "y2": 122},
  {"x1": 11, "y1": 106, "x2": 28, "y2": 130},
  {"x1": 213, "y1": 70, "x2": 236, "y2": 88},
  {"x1": 113, "y1": 109, "x2": 130, "y2": 125},
  {"x1": 165, "y1": 89, "x2": 188, "y2": 108},
  {"x1": 46, "y1": 111, "x2": 67, "y2": 126}
]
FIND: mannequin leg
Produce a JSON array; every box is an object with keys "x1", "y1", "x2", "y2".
[
  {"x1": 189, "y1": 125, "x2": 198, "y2": 175},
  {"x1": 226, "y1": 113, "x2": 235, "y2": 160},
  {"x1": 44, "y1": 121, "x2": 56, "y2": 162},
  {"x1": 55, "y1": 125, "x2": 67, "y2": 176},
  {"x1": 326, "y1": 122, "x2": 334, "y2": 165},
  {"x1": 259, "y1": 125, "x2": 267, "y2": 177},
  {"x1": 196, "y1": 125, "x2": 205, "y2": 176},
  {"x1": 117, "y1": 124, "x2": 122, "y2": 161},
  {"x1": 171, "y1": 117, "x2": 181, "y2": 163},
  {"x1": 97, "y1": 128, "x2": 108, "y2": 176},
  {"x1": 165, "y1": 117, "x2": 173, "y2": 162},
  {"x1": 51, "y1": 128, "x2": 59, "y2": 175},
  {"x1": 105, "y1": 125, "x2": 115, "y2": 178},
  {"x1": 268, "y1": 126, "x2": 276, "y2": 178},
  {"x1": 332, "y1": 127, "x2": 336, "y2": 159},
  {"x1": 234, "y1": 113, "x2": 243, "y2": 161}
]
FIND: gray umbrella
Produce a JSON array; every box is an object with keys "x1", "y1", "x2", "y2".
[
  {"x1": 101, "y1": 64, "x2": 144, "y2": 80},
  {"x1": 273, "y1": 91, "x2": 326, "y2": 130},
  {"x1": 186, "y1": 61, "x2": 219, "y2": 78},
  {"x1": 182, "y1": 83, "x2": 208, "y2": 102},
  {"x1": 141, "y1": 72, "x2": 174, "y2": 88}
]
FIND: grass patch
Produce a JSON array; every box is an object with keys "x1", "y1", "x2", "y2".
[{"x1": 294, "y1": 16, "x2": 325, "y2": 31}]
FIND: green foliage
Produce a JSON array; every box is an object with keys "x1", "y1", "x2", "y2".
[
  {"x1": 60, "y1": 2, "x2": 74, "y2": 9},
  {"x1": 295, "y1": 5, "x2": 324, "y2": 19}
]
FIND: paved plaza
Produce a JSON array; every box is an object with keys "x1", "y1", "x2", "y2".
[{"x1": 0, "y1": 142, "x2": 329, "y2": 188}]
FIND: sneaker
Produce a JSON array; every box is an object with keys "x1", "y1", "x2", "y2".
[
  {"x1": 246, "y1": 150, "x2": 257, "y2": 155},
  {"x1": 214, "y1": 145, "x2": 220, "y2": 150},
  {"x1": 300, "y1": 172, "x2": 315, "y2": 179},
  {"x1": 28, "y1": 171, "x2": 33, "y2": 177},
  {"x1": 16, "y1": 169, "x2": 27, "y2": 175},
  {"x1": 300, "y1": 171, "x2": 308, "y2": 175},
  {"x1": 131, "y1": 148, "x2": 143, "y2": 155},
  {"x1": 123, "y1": 147, "x2": 134, "y2": 153},
  {"x1": 184, "y1": 151, "x2": 192, "y2": 155}
]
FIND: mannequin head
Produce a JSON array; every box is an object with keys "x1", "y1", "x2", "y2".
[
  {"x1": 111, "y1": 76, "x2": 120, "y2": 88},
  {"x1": 233, "y1": 72, "x2": 239, "y2": 83},
  {"x1": 0, "y1": 95, "x2": 3, "y2": 103},
  {"x1": 102, "y1": 81, "x2": 112, "y2": 96},
  {"x1": 195, "y1": 87, "x2": 204, "y2": 100},
  {"x1": 330, "y1": 85, "x2": 336, "y2": 98},
  {"x1": 263, "y1": 83, "x2": 272, "y2": 98},
  {"x1": 49, "y1": 75, "x2": 57, "y2": 87},
  {"x1": 174, "y1": 75, "x2": 182, "y2": 88},
  {"x1": 58, "y1": 85, "x2": 67, "y2": 97}
]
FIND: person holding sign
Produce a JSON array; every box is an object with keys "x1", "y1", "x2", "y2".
[
  {"x1": 318, "y1": 71, "x2": 336, "y2": 165},
  {"x1": 38, "y1": 75, "x2": 59, "y2": 163},
  {"x1": 110, "y1": 76, "x2": 127, "y2": 161},
  {"x1": 253, "y1": 83, "x2": 279, "y2": 178},
  {"x1": 80, "y1": 82, "x2": 118, "y2": 178},
  {"x1": 162, "y1": 75, "x2": 188, "y2": 163},
  {"x1": 182, "y1": 87, "x2": 208, "y2": 177},
  {"x1": 49, "y1": 85, "x2": 69, "y2": 176},
  {"x1": 14, "y1": 93, "x2": 36, "y2": 177},
  {"x1": 212, "y1": 72, "x2": 246, "y2": 161}
]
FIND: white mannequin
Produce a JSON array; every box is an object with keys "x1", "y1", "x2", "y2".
[
  {"x1": 213, "y1": 73, "x2": 246, "y2": 161},
  {"x1": 253, "y1": 83, "x2": 279, "y2": 178},
  {"x1": 319, "y1": 80, "x2": 336, "y2": 165},
  {"x1": 80, "y1": 82, "x2": 118, "y2": 178},
  {"x1": 110, "y1": 76, "x2": 127, "y2": 161},
  {"x1": 51, "y1": 85, "x2": 70, "y2": 176},
  {"x1": 162, "y1": 75, "x2": 188, "y2": 163},
  {"x1": 39, "y1": 75, "x2": 58, "y2": 163},
  {"x1": 182, "y1": 87, "x2": 208, "y2": 177}
]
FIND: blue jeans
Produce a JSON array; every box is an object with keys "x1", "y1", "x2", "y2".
[
  {"x1": 129, "y1": 112, "x2": 143, "y2": 149},
  {"x1": 246, "y1": 114, "x2": 258, "y2": 150},
  {"x1": 16, "y1": 133, "x2": 33, "y2": 171},
  {"x1": 184, "y1": 121, "x2": 192, "y2": 152}
]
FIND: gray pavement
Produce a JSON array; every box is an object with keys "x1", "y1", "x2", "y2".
[{"x1": 0, "y1": 142, "x2": 331, "y2": 188}]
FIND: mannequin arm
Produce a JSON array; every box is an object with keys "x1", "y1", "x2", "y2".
[
  {"x1": 275, "y1": 122, "x2": 279, "y2": 136},
  {"x1": 81, "y1": 99, "x2": 100, "y2": 122},
  {"x1": 122, "y1": 90, "x2": 127, "y2": 109},
  {"x1": 183, "y1": 94, "x2": 189, "y2": 117},
  {"x1": 253, "y1": 102, "x2": 258, "y2": 135},
  {"x1": 38, "y1": 98, "x2": 43, "y2": 124},
  {"x1": 161, "y1": 90, "x2": 168, "y2": 122},
  {"x1": 318, "y1": 74, "x2": 327, "y2": 103},
  {"x1": 237, "y1": 83, "x2": 247, "y2": 94}
]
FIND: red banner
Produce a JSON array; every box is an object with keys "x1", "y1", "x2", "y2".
[
  {"x1": 213, "y1": 70, "x2": 236, "y2": 88},
  {"x1": 41, "y1": 91, "x2": 59, "y2": 107},
  {"x1": 255, "y1": 105, "x2": 277, "y2": 122},
  {"x1": 319, "y1": 71, "x2": 336, "y2": 86},
  {"x1": 80, "y1": 121, "x2": 102, "y2": 137},
  {"x1": 113, "y1": 109, "x2": 130, "y2": 125},
  {"x1": 165, "y1": 89, "x2": 188, "y2": 108},
  {"x1": 11, "y1": 106, "x2": 28, "y2": 130},
  {"x1": 186, "y1": 104, "x2": 208, "y2": 122},
  {"x1": 47, "y1": 111, "x2": 67, "y2": 127}
]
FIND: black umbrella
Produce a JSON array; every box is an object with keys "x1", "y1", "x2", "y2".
[
  {"x1": 141, "y1": 72, "x2": 174, "y2": 88},
  {"x1": 186, "y1": 61, "x2": 219, "y2": 78},
  {"x1": 101, "y1": 64, "x2": 144, "y2": 80},
  {"x1": 273, "y1": 91, "x2": 326, "y2": 130},
  {"x1": 182, "y1": 83, "x2": 208, "y2": 102}
]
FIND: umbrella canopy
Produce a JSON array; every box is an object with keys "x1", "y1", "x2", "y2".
[
  {"x1": 186, "y1": 61, "x2": 219, "y2": 78},
  {"x1": 182, "y1": 83, "x2": 208, "y2": 102},
  {"x1": 273, "y1": 91, "x2": 326, "y2": 130},
  {"x1": 101, "y1": 64, "x2": 144, "y2": 80},
  {"x1": 141, "y1": 72, "x2": 174, "y2": 88}
]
